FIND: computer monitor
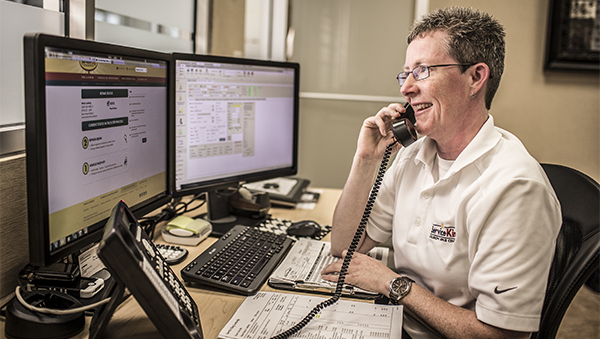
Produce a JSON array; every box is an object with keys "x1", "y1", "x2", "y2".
[
  {"x1": 24, "y1": 33, "x2": 172, "y2": 267},
  {"x1": 171, "y1": 53, "x2": 299, "y2": 232}
]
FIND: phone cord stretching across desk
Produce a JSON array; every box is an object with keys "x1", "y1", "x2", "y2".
[{"x1": 270, "y1": 143, "x2": 396, "y2": 339}]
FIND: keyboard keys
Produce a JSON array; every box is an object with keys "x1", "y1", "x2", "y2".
[
  {"x1": 155, "y1": 243, "x2": 189, "y2": 265},
  {"x1": 181, "y1": 225, "x2": 293, "y2": 295}
]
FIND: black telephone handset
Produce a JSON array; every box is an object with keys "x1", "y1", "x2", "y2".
[
  {"x1": 270, "y1": 103, "x2": 417, "y2": 339},
  {"x1": 392, "y1": 102, "x2": 418, "y2": 148}
]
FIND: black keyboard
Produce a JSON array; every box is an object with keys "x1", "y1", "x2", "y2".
[{"x1": 180, "y1": 225, "x2": 294, "y2": 295}]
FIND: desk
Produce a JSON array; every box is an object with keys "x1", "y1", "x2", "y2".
[{"x1": 1, "y1": 188, "x2": 342, "y2": 339}]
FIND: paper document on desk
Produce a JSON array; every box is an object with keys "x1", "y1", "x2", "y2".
[
  {"x1": 268, "y1": 238, "x2": 389, "y2": 299},
  {"x1": 218, "y1": 291, "x2": 403, "y2": 339}
]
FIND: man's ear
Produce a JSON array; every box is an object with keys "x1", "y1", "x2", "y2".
[{"x1": 470, "y1": 63, "x2": 489, "y2": 96}]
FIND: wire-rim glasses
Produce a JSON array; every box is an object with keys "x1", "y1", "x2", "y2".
[{"x1": 396, "y1": 63, "x2": 476, "y2": 86}]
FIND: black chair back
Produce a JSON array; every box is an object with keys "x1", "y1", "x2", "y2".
[{"x1": 530, "y1": 164, "x2": 600, "y2": 339}]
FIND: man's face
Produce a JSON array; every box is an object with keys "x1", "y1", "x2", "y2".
[{"x1": 401, "y1": 30, "x2": 472, "y2": 144}]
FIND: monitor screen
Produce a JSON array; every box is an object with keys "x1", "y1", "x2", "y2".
[
  {"x1": 24, "y1": 34, "x2": 172, "y2": 267},
  {"x1": 171, "y1": 54, "x2": 299, "y2": 229}
]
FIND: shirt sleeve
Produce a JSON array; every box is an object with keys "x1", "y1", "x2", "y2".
[{"x1": 467, "y1": 177, "x2": 561, "y2": 331}]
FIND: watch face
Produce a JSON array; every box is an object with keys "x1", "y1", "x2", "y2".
[
  {"x1": 390, "y1": 277, "x2": 411, "y2": 302},
  {"x1": 393, "y1": 278, "x2": 406, "y2": 291}
]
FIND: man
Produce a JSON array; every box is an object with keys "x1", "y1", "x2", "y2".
[{"x1": 322, "y1": 7, "x2": 561, "y2": 339}]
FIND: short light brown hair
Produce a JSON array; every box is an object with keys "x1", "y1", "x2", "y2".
[{"x1": 408, "y1": 7, "x2": 505, "y2": 110}]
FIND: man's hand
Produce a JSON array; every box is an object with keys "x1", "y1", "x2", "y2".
[
  {"x1": 356, "y1": 103, "x2": 405, "y2": 161},
  {"x1": 321, "y1": 250, "x2": 399, "y2": 296}
]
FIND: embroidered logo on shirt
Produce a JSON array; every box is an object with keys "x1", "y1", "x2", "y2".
[
  {"x1": 494, "y1": 286, "x2": 518, "y2": 294},
  {"x1": 429, "y1": 223, "x2": 456, "y2": 243}
]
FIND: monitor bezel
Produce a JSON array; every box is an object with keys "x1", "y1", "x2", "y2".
[
  {"x1": 24, "y1": 33, "x2": 174, "y2": 267},
  {"x1": 170, "y1": 53, "x2": 300, "y2": 198}
]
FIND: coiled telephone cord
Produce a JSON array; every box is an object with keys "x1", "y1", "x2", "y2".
[{"x1": 270, "y1": 143, "x2": 395, "y2": 339}]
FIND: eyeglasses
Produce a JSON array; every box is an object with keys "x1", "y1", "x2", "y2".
[{"x1": 396, "y1": 63, "x2": 476, "y2": 86}]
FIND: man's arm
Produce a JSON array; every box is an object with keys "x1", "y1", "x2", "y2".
[
  {"x1": 321, "y1": 252, "x2": 531, "y2": 339},
  {"x1": 330, "y1": 154, "x2": 383, "y2": 256},
  {"x1": 402, "y1": 283, "x2": 531, "y2": 339},
  {"x1": 330, "y1": 103, "x2": 403, "y2": 256}
]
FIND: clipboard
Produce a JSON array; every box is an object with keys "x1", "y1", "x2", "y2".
[
  {"x1": 267, "y1": 238, "x2": 388, "y2": 300},
  {"x1": 267, "y1": 280, "x2": 383, "y2": 300}
]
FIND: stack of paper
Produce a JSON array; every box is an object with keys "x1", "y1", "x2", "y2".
[{"x1": 218, "y1": 291, "x2": 403, "y2": 339}]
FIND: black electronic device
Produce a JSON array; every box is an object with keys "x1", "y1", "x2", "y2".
[
  {"x1": 90, "y1": 200, "x2": 202, "y2": 339},
  {"x1": 286, "y1": 220, "x2": 322, "y2": 238},
  {"x1": 171, "y1": 53, "x2": 300, "y2": 235},
  {"x1": 21, "y1": 276, "x2": 105, "y2": 300},
  {"x1": 156, "y1": 243, "x2": 189, "y2": 265},
  {"x1": 23, "y1": 33, "x2": 172, "y2": 268},
  {"x1": 255, "y1": 217, "x2": 331, "y2": 240},
  {"x1": 181, "y1": 225, "x2": 294, "y2": 295},
  {"x1": 268, "y1": 104, "x2": 417, "y2": 339},
  {"x1": 392, "y1": 102, "x2": 417, "y2": 148},
  {"x1": 18, "y1": 263, "x2": 79, "y2": 285}
]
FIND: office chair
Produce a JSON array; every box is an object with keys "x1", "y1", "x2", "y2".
[{"x1": 529, "y1": 163, "x2": 600, "y2": 339}]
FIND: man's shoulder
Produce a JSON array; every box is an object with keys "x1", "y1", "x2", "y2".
[
  {"x1": 470, "y1": 126, "x2": 544, "y2": 178},
  {"x1": 470, "y1": 142, "x2": 558, "y2": 207}
]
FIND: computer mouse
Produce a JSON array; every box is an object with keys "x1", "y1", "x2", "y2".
[{"x1": 287, "y1": 220, "x2": 321, "y2": 238}]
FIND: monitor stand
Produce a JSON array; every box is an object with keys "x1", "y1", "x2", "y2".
[{"x1": 201, "y1": 189, "x2": 268, "y2": 237}]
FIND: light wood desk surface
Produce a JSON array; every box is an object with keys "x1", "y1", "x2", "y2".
[{"x1": 1, "y1": 188, "x2": 343, "y2": 339}]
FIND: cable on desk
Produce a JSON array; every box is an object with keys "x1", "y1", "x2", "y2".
[
  {"x1": 137, "y1": 193, "x2": 206, "y2": 239},
  {"x1": 172, "y1": 193, "x2": 207, "y2": 215},
  {"x1": 139, "y1": 206, "x2": 176, "y2": 239},
  {"x1": 14, "y1": 286, "x2": 111, "y2": 315}
]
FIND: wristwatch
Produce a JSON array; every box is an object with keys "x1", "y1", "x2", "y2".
[{"x1": 388, "y1": 276, "x2": 414, "y2": 304}]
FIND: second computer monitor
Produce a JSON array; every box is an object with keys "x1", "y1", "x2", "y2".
[{"x1": 171, "y1": 54, "x2": 299, "y2": 226}]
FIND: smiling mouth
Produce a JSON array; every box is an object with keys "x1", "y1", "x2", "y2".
[{"x1": 412, "y1": 103, "x2": 433, "y2": 111}]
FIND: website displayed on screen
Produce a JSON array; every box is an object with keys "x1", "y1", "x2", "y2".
[
  {"x1": 44, "y1": 47, "x2": 168, "y2": 252},
  {"x1": 174, "y1": 59, "x2": 295, "y2": 191}
]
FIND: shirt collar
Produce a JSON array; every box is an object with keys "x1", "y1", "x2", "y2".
[{"x1": 415, "y1": 115, "x2": 501, "y2": 177}]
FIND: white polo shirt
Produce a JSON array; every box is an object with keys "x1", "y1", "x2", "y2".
[{"x1": 366, "y1": 116, "x2": 561, "y2": 338}]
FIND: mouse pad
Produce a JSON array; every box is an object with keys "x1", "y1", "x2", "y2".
[{"x1": 256, "y1": 217, "x2": 331, "y2": 241}]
